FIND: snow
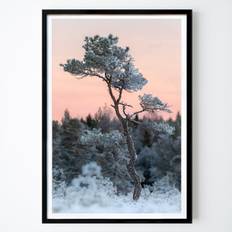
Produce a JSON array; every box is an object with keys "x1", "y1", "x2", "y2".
[
  {"x1": 53, "y1": 163, "x2": 181, "y2": 214},
  {"x1": 82, "y1": 161, "x2": 102, "y2": 177}
]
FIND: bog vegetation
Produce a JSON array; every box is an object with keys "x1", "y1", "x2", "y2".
[
  {"x1": 52, "y1": 108, "x2": 181, "y2": 212},
  {"x1": 52, "y1": 34, "x2": 181, "y2": 212},
  {"x1": 60, "y1": 34, "x2": 174, "y2": 200}
]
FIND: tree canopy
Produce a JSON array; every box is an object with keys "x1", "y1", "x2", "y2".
[
  {"x1": 61, "y1": 34, "x2": 171, "y2": 119},
  {"x1": 61, "y1": 34, "x2": 147, "y2": 92}
]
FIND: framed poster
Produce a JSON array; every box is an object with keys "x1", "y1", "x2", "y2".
[{"x1": 42, "y1": 9, "x2": 192, "y2": 223}]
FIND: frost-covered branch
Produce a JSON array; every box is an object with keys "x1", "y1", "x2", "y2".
[
  {"x1": 127, "y1": 94, "x2": 171, "y2": 124},
  {"x1": 60, "y1": 34, "x2": 148, "y2": 92},
  {"x1": 130, "y1": 109, "x2": 146, "y2": 119},
  {"x1": 139, "y1": 94, "x2": 172, "y2": 113},
  {"x1": 60, "y1": 60, "x2": 107, "y2": 81}
]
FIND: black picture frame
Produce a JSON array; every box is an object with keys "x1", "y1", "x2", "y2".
[{"x1": 42, "y1": 9, "x2": 192, "y2": 224}]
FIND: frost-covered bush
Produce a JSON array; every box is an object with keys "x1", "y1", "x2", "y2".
[
  {"x1": 82, "y1": 162, "x2": 101, "y2": 177},
  {"x1": 52, "y1": 166, "x2": 66, "y2": 198},
  {"x1": 133, "y1": 119, "x2": 180, "y2": 189},
  {"x1": 52, "y1": 110, "x2": 182, "y2": 195},
  {"x1": 53, "y1": 162, "x2": 117, "y2": 212},
  {"x1": 52, "y1": 111, "x2": 88, "y2": 183},
  {"x1": 80, "y1": 129, "x2": 124, "y2": 148},
  {"x1": 80, "y1": 129, "x2": 131, "y2": 193},
  {"x1": 151, "y1": 121, "x2": 175, "y2": 136},
  {"x1": 53, "y1": 170, "x2": 181, "y2": 214},
  {"x1": 153, "y1": 135, "x2": 181, "y2": 190}
]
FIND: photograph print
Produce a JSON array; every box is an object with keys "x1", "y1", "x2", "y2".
[{"x1": 42, "y1": 10, "x2": 192, "y2": 223}]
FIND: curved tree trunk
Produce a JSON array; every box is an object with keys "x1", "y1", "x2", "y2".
[
  {"x1": 107, "y1": 84, "x2": 142, "y2": 200},
  {"x1": 121, "y1": 120, "x2": 142, "y2": 200}
]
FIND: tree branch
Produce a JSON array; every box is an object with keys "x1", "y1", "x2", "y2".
[
  {"x1": 122, "y1": 105, "x2": 129, "y2": 119},
  {"x1": 107, "y1": 83, "x2": 117, "y2": 104},
  {"x1": 84, "y1": 70, "x2": 107, "y2": 81},
  {"x1": 118, "y1": 102, "x2": 133, "y2": 119},
  {"x1": 106, "y1": 83, "x2": 125, "y2": 122},
  {"x1": 117, "y1": 87, "x2": 123, "y2": 103},
  {"x1": 128, "y1": 118, "x2": 141, "y2": 125},
  {"x1": 130, "y1": 109, "x2": 146, "y2": 119}
]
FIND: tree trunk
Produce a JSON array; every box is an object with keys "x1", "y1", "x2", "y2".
[
  {"x1": 107, "y1": 84, "x2": 142, "y2": 200},
  {"x1": 121, "y1": 120, "x2": 142, "y2": 200}
]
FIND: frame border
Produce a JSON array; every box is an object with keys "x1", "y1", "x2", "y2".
[{"x1": 42, "y1": 9, "x2": 192, "y2": 224}]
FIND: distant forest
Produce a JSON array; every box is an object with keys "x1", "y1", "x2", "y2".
[{"x1": 52, "y1": 105, "x2": 181, "y2": 196}]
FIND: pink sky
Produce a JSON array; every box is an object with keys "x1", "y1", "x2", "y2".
[{"x1": 52, "y1": 17, "x2": 181, "y2": 121}]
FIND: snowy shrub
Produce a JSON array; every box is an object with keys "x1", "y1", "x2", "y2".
[
  {"x1": 52, "y1": 166, "x2": 66, "y2": 198},
  {"x1": 53, "y1": 172, "x2": 181, "y2": 213},
  {"x1": 80, "y1": 129, "x2": 124, "y2": 148},
  {"x1": 82, "y1": 162, "x2": 101, "y2": 177},
  {"x1": 151, "y1": 121, "x2": 175, "y2": 136},
  {"x1": 52, "y1": 109, "x2": 182, "y2": 197},
  {"x1": 53, "y1": 163, "x2": 118, "y2": 213}
]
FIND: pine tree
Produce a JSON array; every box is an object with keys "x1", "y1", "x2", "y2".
[
  {"x1": 86, "y1": 114, "x2": 98, "y2": 129},
  {"x1": 60, "y1": 34, "x2": 172, "y2": 200}
]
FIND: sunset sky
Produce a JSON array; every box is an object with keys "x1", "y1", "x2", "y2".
[{"x1": 51, "y1": 16, "x2": 182, "y2": 121}]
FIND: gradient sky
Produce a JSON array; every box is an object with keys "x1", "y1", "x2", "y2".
[{"x1": 52, "y1": 17, "x2": 181, "y2": 121}]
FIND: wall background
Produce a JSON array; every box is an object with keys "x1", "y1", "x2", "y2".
[{"x1": 0, "y1": 0, "x2": 231, "y2": 231}]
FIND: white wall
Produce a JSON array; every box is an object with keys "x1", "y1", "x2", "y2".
[{"x1": 0, "y1": 0, "x2": 231, "y2": 231}]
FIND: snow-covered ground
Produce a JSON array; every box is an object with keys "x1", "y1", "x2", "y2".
[{"x1": 53, "y1": 166, "x2": 181, "y2": 214}]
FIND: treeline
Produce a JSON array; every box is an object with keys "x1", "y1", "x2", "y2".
[{"x1": 52, "y1": 106, "x2": 181, "y2": 195}]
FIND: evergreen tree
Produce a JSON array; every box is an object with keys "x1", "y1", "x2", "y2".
[
  {"x1": 60, "y1": 35, "x2": 172, "y2": 200},
  {"x1": 94, "y1": 105, "x2": 112, "y2": 133},
  {"x1": 86, "y1": 114, "x2": 98, "y2": 129},
  {"x1": 174, "y1": 112, "x2": 181, "y2": 137},
  {"x1": 55, "y1": 110, "x2": 85, "y2": 183}
]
